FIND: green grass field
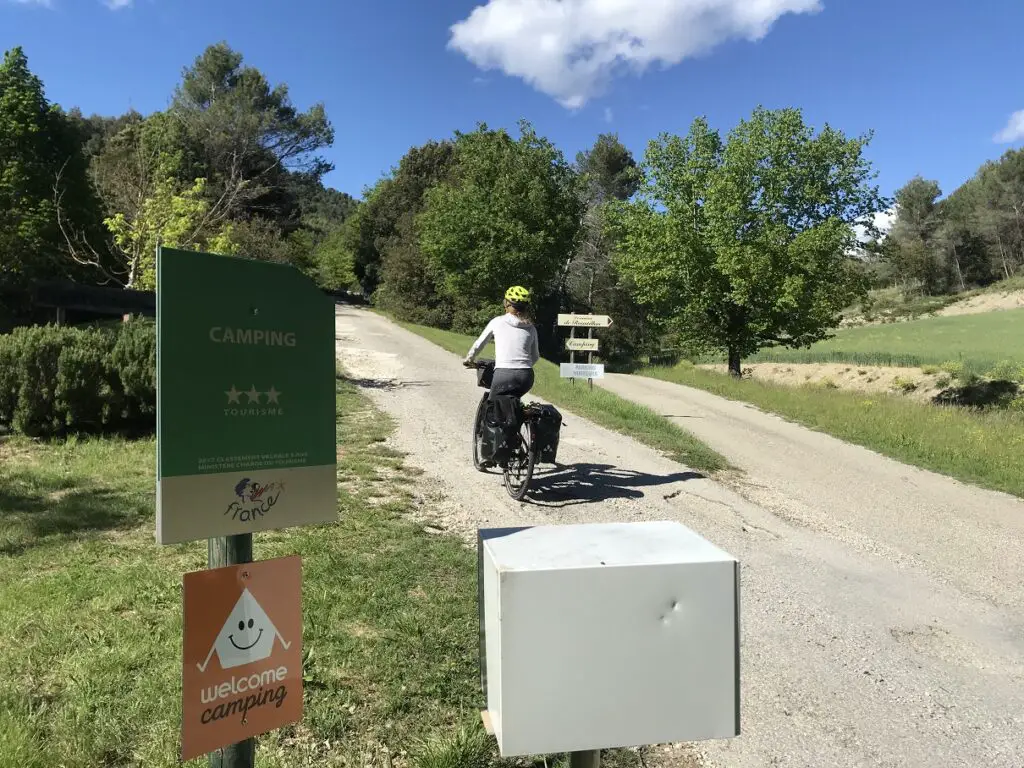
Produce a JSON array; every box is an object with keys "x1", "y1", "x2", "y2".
[
  {"x1": 0, "y1": 376, "x2": 662, "y2": 768},
  {"x1": 744, "y1": 308, "x2": 1024, "y2": 374},
  {"x1": 393, "y1": 320, "x2": 728, "y2": 475},
  {"x1": 642, "y1": 364, "x2": 1024, "y2": 499}
]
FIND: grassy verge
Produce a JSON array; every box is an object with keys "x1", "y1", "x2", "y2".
[
  {"x1": 392, "y1": 320, "x2": 728, "y2": 474},
  {"x1": 0, "y1": 379, "x2": 483, "y2": 767},
  {"x1": 0, "y1": 377, "x2": 661, "y2": 768},
  {"x1": 641, "y1": 364, "x2": 1024, "y2": 499}
]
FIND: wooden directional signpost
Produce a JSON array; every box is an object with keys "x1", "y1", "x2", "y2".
[
  {"x1": 156, "y1": 246, "x2": 337, "y2": 767},
  {"x1": 558, "y1": 314, "x2": 613, "y2": 389}
]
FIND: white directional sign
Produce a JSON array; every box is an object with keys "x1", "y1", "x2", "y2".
[
  {"x1": 560, "y1": 363, "x2": 605, "y2": 380},
  {"x1": 565, "y1": 338, "x2": 600, "y2": 352},
  {"x1": 557, "y1": 314, "x2": 613, "y2": 328}
]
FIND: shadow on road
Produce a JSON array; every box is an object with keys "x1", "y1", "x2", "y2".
[{"x1": 523, "y1": 463, "x2": 703, "y2": 507}]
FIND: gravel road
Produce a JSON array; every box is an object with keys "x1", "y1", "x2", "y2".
[{"x1": 334, "y1": 305, "x2": 1024, "y2": 768}]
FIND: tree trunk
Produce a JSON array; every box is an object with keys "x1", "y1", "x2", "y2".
[
  {"x1": 998, "y1": 236, "x2": 1011, "y2": 280},
  {"x1": 951, "y1": 244, "x2": 966, "y2": 292},
  {"x1": 727, "y1": 347, "x2": 742, "y2": 378}
]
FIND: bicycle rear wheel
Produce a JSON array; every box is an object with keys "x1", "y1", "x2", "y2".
[
  {"x1": 503, "y1": 421, "x2": 536, "y2": 500},
  {"x1": 471, "y1": 394, "x2": 490, "y2": 472}
]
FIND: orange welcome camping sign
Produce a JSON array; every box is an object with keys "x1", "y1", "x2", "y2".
[{"x1": 182, "y1": 555, "x2": 303, "y2": 761}]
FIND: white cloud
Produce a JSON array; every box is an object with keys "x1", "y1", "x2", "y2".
[
  {"x1": 995, "y1": 110, "x2": 1024, "y2": 144},
  {"x1": 9, "y1": 0, "x2": 53, "y2": 7},
  {"x1": 604, "y1": 106, "x2": 613, "y2": 123},
  {"x1": 104, "y1": 0, "x2": 133, "y2": 8},
  {"x1": 449, "y1": 0, "x2": 823, "y2": 108}
]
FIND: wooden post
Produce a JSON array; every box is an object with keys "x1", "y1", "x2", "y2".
[
  {"x1": 570, "y1": 326, "x2": 576, "y2": 387},
  {"x1": 208, "y1": 534, "x2": 255, "y2": 768},
  {"x1": 587, "y1": 327, "x2": 594, "y2": 391},
  {"x1": 570, "y1": 750, "x2": 600, "y2": 768}
]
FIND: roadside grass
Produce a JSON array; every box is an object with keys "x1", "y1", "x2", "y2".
[
  {"x1": 0, "y1": 376, "x2": 660, "y2": 768},
  {"x1": 392, "y1": 320, "x2": 728, "y2": 475},
  {"x1": 736, "y1": 308, "x2": 1024, "y2": 376},
  {"x1": 641, "y1": 364, "x2": 1024, "y2": 499}
]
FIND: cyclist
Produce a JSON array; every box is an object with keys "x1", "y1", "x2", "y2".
[{"x1": 463, "y1": 286, "x2": 540, "y2": 399}]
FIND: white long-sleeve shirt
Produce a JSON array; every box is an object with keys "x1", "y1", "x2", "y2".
[{"x1": 466, "y1": 314, "x2": 540, "y2": 369}]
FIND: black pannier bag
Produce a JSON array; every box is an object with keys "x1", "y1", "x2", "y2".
[
  {"x1": 476, "y1": 361, "x2": 495, "y2": 389},
  {"x1": 533, "y1": 404, "x2": 563, "y2": 464},
  {"x1": 481, "y1": 395, "x2": 521, "y2": 462}
]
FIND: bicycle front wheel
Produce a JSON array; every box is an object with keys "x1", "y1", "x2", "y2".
[{"x1": 503, "y1": 421, "x2": 536, "y2": 500}]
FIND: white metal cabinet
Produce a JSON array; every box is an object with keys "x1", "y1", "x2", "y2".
[{"x1": 479, "y1": 521, "x2": 740, "y2": 757}]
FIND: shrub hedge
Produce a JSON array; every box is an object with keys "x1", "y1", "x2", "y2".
[{"x1": 0, "y1": 318, "x2": 156, "y2": 438}]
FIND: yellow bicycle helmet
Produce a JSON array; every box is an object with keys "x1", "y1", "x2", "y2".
[{"x1": 505, "y1": 286, "x2": 531, "y2": 303}]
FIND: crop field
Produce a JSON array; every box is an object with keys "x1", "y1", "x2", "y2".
[{"x1": 744, "y1": 308, "x2": 1024, "y2": 374}]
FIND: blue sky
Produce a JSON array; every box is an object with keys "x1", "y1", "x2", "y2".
[{"x1": 3, "y1": 0, "x2": 1023, "y2": 224}]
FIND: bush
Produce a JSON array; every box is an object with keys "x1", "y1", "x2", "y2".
[
  {"x1": 111, "y1": 317, "x2": 156, "y2": 423},
  {"x1": 12, "y1": 325, "x2": 67, "y2": 437},
  {"x1": 0, "y1": 333, "x2": 20, "y2": 427},
  {"x1": 939, "y1": 359, "x2": 979, "y2": 384},
  {"x1": 892, "y1": 376, "x2": 919, "y2": 393},
  {"x1": 986, "y1": 359, "x2": 1024, "y2": 383},
  {"x1": 56, "y1": 329, "x2": 121, "y2": 432},
  {"x1": 0, "y1": 319, "x2": 156, "y2": 438}
]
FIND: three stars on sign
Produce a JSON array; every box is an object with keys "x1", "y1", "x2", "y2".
[{"x1": 225, "y1": 386, "x2": 282, "y2": 405}]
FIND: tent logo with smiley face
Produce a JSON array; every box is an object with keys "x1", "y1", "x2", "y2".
[{"x1": 197, "y1": 588, "x2": 292, "y2": 672}]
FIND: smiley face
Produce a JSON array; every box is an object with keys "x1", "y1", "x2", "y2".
[
  {"x1": 211, "y1": 588, "x2": 280, "y2": 670},
  {"x1": 229, "y1": 617, "x2": 264, "y2": 651}
]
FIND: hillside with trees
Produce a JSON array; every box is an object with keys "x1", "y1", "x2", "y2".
[
  {"x1": 865, "y1": 153, "x2": 1024, "y2": 295},
  {"x1": 8, "y1": 38, "x2": 1020, "y2": 380}
]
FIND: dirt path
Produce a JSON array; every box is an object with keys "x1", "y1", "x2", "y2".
[{"x1": 334, "y1": 306, "x2": 1024, "y2": 768}]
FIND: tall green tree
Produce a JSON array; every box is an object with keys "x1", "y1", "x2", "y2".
[
  {"x1": 343, "y1": 139, "x2": 457, "y2": 322},
  {"x1": 170, "y1": 43, "x2": 334, "y2": 228},
  {"x1": 611, "y1": 107, "x2": 886, "y2": 375},
  {"x1": 576, "y1": 133, "x2": 641, "y2": 205},
  {"x1": 0, "y1": 47, "x2": 107, "y2": 323},
  {"x1": 570, "y1": 133, "x2": 641, "y2": 306},
  {"x1": 418, "y1": 121, "x2": 582, "y2": 331},
  {"x1": 973, "y1": 150, "x2": 1024, "y2": 281},
  {"x1": 934, "y1": 180, "x2": 992, "y2": 290},
  {"x1": 566, "y1": 134, "x2": 647, "y2": 363},
  {"x1": 82, "y1": 112, "x2": 226, "y2": 286},
  {"x1": 885, "y1": 176, "x2": 947, "y2": 293}
]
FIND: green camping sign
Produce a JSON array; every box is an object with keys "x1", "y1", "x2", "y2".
[{"x1": 155, "y1": 246, "x2": 337, "y2": 545}]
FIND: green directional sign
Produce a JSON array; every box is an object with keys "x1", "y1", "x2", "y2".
[{"x1": 156, "y1": 246, "x2": 337, "y2": 545}]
